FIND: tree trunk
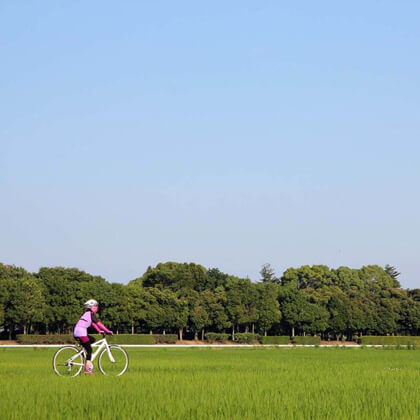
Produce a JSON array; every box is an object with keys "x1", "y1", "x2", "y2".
[
  {"x1": 163, "y1": 330, "x2": 166, "y2": 335},
  {"x1": 303, "y1": 331, "x2": 306, "y2": 336},
  {"x1": 291, "y1": 327, "x2": 295, "y2": 337},
  {"x1": 264, "y1": 330, "x2": 267, "y2": 337},
  {"x1": 245, "y1": 325, "x2": 249, "y2": 333},
  {"x1": 131, "y1": 324, "x2": 134, "y2": 335},
  {"x1": 23, "y1": 325, "x2": 27, "y2": 335},
  {"x1": 194, "y1": 331, "x2": 198, "y2": 341},
  {"x1": 232, "y1": 324, "x2": 235, "y2": 341},
  {"x1": 179, "y1": 328, "x2": 183, "y2": 341},
  {"x1": 201, "y1": 328, "x2": 204, "y2": 341},
  {"x1": 150, "y1": 330, "x2": 153, "y2": 335},
  {"x1": 252, "y1": 324, "x2": 255, "y2": 334}
]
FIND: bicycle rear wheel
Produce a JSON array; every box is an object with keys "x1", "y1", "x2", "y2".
[
  {"x1": 98, "y1": 345, "x2": 129, "y2": 376},
  {"x1": 53, "y1": 346, "x2": 84, "y2": 377}
]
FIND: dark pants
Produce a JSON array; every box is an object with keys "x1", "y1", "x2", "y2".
[{"x1": 75, "y1": 335, "x2": 96, "y2": 360}]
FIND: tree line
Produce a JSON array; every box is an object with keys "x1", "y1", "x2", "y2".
[{"x1": 0, "y1": 261, "x2": 419, "y2": 340}]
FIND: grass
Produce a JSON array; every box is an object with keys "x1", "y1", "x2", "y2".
[{"x1": 0, "y1": 347, "x2": 419, "y2": 419}]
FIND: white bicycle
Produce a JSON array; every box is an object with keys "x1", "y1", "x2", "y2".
[{"x1": 52, "y1": 333, "x2": 129, "y2": 377}]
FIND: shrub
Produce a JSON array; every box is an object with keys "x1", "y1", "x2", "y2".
[
  {"x1": 153, "y1": 334, "x2": 178, "y2": 344},
  {"x1": 359, "y1": 336, "x2": 420, "y2": 346},
  {"x1": 292, "y1": 336, "x2": 321, "y2": 345},
  {"x1": 92, "y1": 334, "x2": 155, "y2": 345},
  {"x1": 205, "y1": 333, "x2": 230, "y2": 343},
  {"x1": 17, "y1": 334, "x2": 156, "y2": 345},
  {"x1": 16, "y1": 334, "x2": 74, "y2": 344},
  {"x1": 261, "y1": 336, "x2": 290, "y2": 345},
  {"x1": 233, "y1": 333, "x2": 260, "y2": 344}
]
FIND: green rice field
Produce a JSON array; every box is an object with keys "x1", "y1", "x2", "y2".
[{"x1": 0, "y1": 347, "x2": 419, "y2": 419}]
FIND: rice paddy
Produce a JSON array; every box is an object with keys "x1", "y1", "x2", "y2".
[{"x1": 0, "y1": 347, "x2": 419, "y2": 419}]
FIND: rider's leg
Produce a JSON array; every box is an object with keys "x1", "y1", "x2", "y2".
[
  {"x1": 85, "y1": 336, "x2": 97, "y2": 372},
  {"x1": 78, "y1": 336, "x2": 93, "y2": 371}
]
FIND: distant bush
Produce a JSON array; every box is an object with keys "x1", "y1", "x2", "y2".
[
  {"x1": 292, "y1": 336, "x2": 321, "y2": 345},
  {"x1": 153, "y1": 334, "x2": 178, "y2": 344},
  {"x1": 93, "y1": 334, "x2": 155, "y2": 344},
  {"x1": 261, "y1": 336, "x2": 290, "y2": 345},
  {"x1": 17, "y1": 334, "x2": 157, "y2": 345},
  {"x1": 359, "y1": 336, "x2": 420, "y2": 346},
  {"x1": 233, "y1": 333, "x2": 260, "y2": 344},
  {"x1": 16, "y1": 334, "x2": 74, "y2": 344},
  {"x1": 205, "y1": 333, "x2": 230, "y2": 343}
]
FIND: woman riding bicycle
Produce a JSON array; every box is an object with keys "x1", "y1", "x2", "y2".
[{"x1": 73, "y1": 299, "x2": 113, "y2": 374}]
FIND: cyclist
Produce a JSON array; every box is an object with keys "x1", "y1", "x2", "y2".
[{"x1": 73, "y1": 299, "x2": 113, "y2": 374}]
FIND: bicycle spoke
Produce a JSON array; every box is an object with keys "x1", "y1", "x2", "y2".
[
  {"x1": 53, "y1": 347, "x2": 84, "y2": 377},
  {"x1": 98, "y1": 345, "x2": 129, "y2": 376}
]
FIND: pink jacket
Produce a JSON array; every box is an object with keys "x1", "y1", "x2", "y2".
[{"x1": 73, "y1": 310, "x2": 111, "y2": 337}]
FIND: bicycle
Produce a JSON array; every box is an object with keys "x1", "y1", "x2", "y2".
[{"x1": 52, "y1": 333, "x2": 129, "y2": 377}]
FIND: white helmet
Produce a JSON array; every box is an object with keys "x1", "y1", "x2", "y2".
[{"x1": 84, "y1": 299, "x2": 98, "y2": 309}]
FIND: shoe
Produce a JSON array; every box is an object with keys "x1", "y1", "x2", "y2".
[{"x1": 84, "y1": 368, "x2": 95, "y2": 375}]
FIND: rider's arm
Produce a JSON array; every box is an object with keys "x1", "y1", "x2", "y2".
[
  {"x1": 91, "y1": 322, "x2": 102, "y2": 333},
  {"x1": 96, "y1": 321, "x2": 112, "y2": 334},
  {"x1": 91, "y1": 313, "x2": 112, "y2": 334}
]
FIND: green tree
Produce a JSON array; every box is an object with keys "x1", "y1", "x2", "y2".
[
  {"x1": 225, "y1": 277, "x2": 246, "y2": 339},
  {"x1": 189, "y1": 291, "x2": 210, "y2": 340},
  {"x1": 141, "y1": 288, "x2": 166, "y2": 334},
  {"x1": 37, "y1": 267, "x2": 109, "y2": 333},
  {"x1": 384, "y1": 265, "x2": 401, "y2": 283},
  {"x1": 204, "y1": 289, "x2": 231, "y2": 333},
  {"x1": 256, "y1": 282, "x2": 281, "y2": 335},
  {"x1": 260, "y1": 263, "x2": 279, "y2": 283},
  {"x1": 333, "y1": 266, "x2": 364, "y2": 291},
  {"x1": 281, "y1": 265, "x2": 337, "y2": 290},
  {"x1": 206, "y1": 268, "x2": 230, "y2": 290},
  {"x1": 141, "y1": 262, "x2": 208, "y2": 292},
  {"x1": 408, "y1": 289, "x2": 420, "y2": 302},
  {"x1": 279, "y1": 286, "x2": 306, "y2": 337},
  {"x1": 358, "y1": 265, "x2": 400, "y2": 292},
  {"x1": 326, "y1": 289, "x2": 350, "y2": 339},
  {"x1": 126, "y1": 282, "x2": 148, "y2": 334},
  {"x1": 0, "y1": 271, "x2": 9, "y2": 327},
  {"x1": 139, "y1": 287, "x2": 188, "y2": 337},
  {"x1": 101, "y1": 283, "x2": 132, "y2": 333},
  {"x1": 5, "y1": 275, "x2": 46, "y2": 335}
]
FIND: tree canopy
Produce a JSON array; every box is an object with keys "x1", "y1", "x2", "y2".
[{"x1": 0, "y1": 261, "x2": 418, "y2": 340}]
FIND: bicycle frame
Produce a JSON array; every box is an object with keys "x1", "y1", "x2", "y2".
[{"x1": 69, "y1": 337, "x2": 115, "y2": 366}]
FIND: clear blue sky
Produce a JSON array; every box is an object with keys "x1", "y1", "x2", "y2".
[{"x1": 1, "y1": 1, "x2": 419, "y2": 288}]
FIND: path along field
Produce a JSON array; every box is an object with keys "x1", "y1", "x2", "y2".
[{"x1": 0, "y1": 347, "x2": 419, "y2": 420}]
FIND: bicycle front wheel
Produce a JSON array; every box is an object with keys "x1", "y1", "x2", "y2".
[
  {"x1": 98, "y1": 345, "x2": 129, "y2": 376},
  {"x1": 53, "y1": 346, "x2": 84, "y2": 377}
]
